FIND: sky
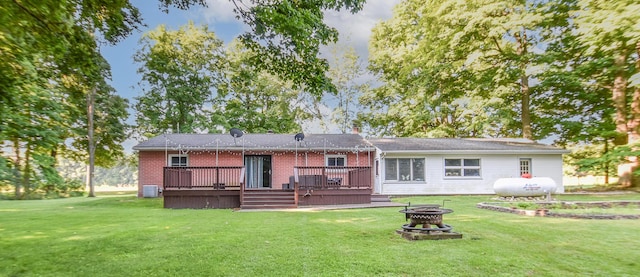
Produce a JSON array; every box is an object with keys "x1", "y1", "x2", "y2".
[{"x1": 100, "y1": 0, "x2": 400, "y2": 151}]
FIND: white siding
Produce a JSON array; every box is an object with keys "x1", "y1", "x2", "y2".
[{"x1": 378, "y1": 153, "x2": 564, "y2": 195}]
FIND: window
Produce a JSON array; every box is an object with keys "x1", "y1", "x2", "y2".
[
  {"x1": 384, "y1": 158, "x2": 425, "y2": 182},
  {"x1": 168, "y1": 154, "x2": 188, "y2": 167},
  {"x1": 326, "y1": 155, "x2": 346, "y2": 167},
  {"x1": 444, "y1": 158, "x2": 480, "y2": 177},
  {"x1": 520, "y1": 158, "x2": 532, "y2": 176}
]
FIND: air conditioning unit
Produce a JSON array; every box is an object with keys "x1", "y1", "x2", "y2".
[{"x1": 142, "y1": 185, "x2": 159, "y2": 198}]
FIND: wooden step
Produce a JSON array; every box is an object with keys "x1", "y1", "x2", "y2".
[
  {"x1": 241, "y1": 202, "x2": 297, "y2": 209},
  {"x1": 371, "y1": 194, "x2": 391, "y2": 202},
  {"x1": 241, "y1": 190, "x2": 296, "y2": 209}
]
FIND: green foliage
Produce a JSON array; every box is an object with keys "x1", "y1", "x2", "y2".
[
  {"x1": 217, "y1": 40, "x2": 317, "y2": 133},
  {"x1": 235, "y1": 0, "x2": 365, "y2": 97},
  {"x1": 0, "y1": 0, "x2": 159, "y2": 198},
  {"x1": 365, "y1": 0, "x2": 554, "y2": 138},
  {"x1": 564, "y1": 141, "x2": 640, "y2": 183},
  {"x1": 0, "y1": 157, "x2": 14, "y2": 191},
  {"x1": 135, "y1": 26, "x2": 326, "y2": 135},
  {"x1": 564, "y1": 143, "x2": 613, "y2": 177},
  {"x1": 134, "y1": 22, "x2": 226, "y2": 136},
  {"x1": 4, "y1": 0, "x2": 369, "y2": 198},
  {"x1": 362, "y1": 0, "x2": 640, "y2": 147},
  {"x1": 576, "y1": 144, "x2": 640, "y2": 175},
  {"x1": 57, "y1": 155, "x2": 138, "y2": 187},
  {"x1": 516, "y1": 202, "x2": 534, "y2": 209}
]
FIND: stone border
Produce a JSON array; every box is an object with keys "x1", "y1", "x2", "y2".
[
  {"x1": 396, "y1": 229, "x2": 463, "y2": 240},
  {"x1": 477, "y1": 201, "x2": 640, "y2": 219}
]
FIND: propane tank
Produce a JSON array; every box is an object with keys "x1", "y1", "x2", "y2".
[{"x1": 493, "y1": 177, "x2": 557, "y2": 197}]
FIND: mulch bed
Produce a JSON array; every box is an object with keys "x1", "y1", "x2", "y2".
[{"x1": 476, "y1": 201, "x2": 640, "y2": 219}]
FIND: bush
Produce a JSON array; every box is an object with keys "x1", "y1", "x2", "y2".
[
  {"x1": 516, "y1": 202, "x2": 534, "y2": 209},
  {"x1": 69, "y1": 191, "x2": 85, "y2": 197}
]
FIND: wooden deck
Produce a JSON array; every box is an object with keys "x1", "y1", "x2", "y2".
[
  {"x1": 163, "y1": 189, "x2": 240, "y2": 209},
  {"x1": 161, "y1": 166, "x2": 373, "y2": 209}
]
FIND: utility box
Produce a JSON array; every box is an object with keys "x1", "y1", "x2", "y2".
[{"x1": 142, "y1": 185, "x2": 159, "y2": 198}]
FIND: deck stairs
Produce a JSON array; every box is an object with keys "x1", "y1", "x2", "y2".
[
  {"x1": 241, "y1": 190, "x2": 297, "y2": 209},
  {"x1": 371, "y1": 194, "x2": 391, "y2": 203}
]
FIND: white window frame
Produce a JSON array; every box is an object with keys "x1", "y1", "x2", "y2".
[
  {"x1": 326, "y1": 155, "x2": 347, "y2": 167},
  {"x1": 168, "y1": 154, "x2": 188, "y2": 167},
  {"x1": 520, "y1": 158, "x2": 532, "y2": 176},
  {"x1": 384, "y1": 158, "x2": 426, "y2": 182},
  {"x1": 444, "y1": 158, "x2": 481, "y2": 178}
]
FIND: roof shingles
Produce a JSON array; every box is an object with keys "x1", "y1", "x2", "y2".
[
  {"x1": 133, "y1": 134, "x2": 567, "y2": 154},
  {"x1": 367, "y1": 138, "x2": 568, "y2": 153},
  {"x1": 133, "y1": 133, "x2": 373, "y2": 151}
]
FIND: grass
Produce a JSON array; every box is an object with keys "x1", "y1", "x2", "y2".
[
  {"x1": 1, "y1": 194, "x2": 639, "y2": 276},
  {"x1": 564, "y1": 184, "x2": 640, "y2": 193}
]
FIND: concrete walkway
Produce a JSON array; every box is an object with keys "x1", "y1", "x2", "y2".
[{"x1": 236, "y1": 201, "x2": 407, "y2": 212}]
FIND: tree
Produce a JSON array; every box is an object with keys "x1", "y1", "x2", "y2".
[
  {"x1": 0, "y1": 0, "x2": 168, "y2": 198},
  {"x1": 216, "y1": 40, "x2": 315, "y2": 133},
  {"x1": 570, "y1": 0, "x2": 640, "y2": 186},
  {"x1": 2, "y1": 60, "x2": 68, "y2": 198},
  {"x1": 534, "y1": 0, "x2": 615, "y2": 147},
  {"x1": 365, "y1": 0, "x2": 556, "y2": 139},
  {"x1": 325, "y1": 43, "x2": 370, "y2": 133},
  {"x1": 0, "y1": 0, "x2": 387, "y2": 197},
  {"x1": 134, "y1": 22, "x2": 226, "y2": 137},
  {"x1": 230, "y1": 0, "x2": 366, "y2": 96}
]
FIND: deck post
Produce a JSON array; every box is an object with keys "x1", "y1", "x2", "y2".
[
  {"x1": 293, "y1": 167, "x2": 299, "y2": 206},
  {"x1": 239, "y1": 167, "x2": 245, "y2": 206},
  {"x1": 322, "y1": 167, "x2": 326, "y2": 189}
]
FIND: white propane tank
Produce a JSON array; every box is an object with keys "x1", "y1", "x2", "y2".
[{"x1": 493, "y1": 177, "x2": 557, "y2": 197}]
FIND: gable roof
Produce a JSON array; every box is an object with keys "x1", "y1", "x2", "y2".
[
  {"x1": 133, "y1": 133, "x2": 374, "y2": 152},
  {"x1": 367, "y1": 138, "x2": 569, "y2": 154}
]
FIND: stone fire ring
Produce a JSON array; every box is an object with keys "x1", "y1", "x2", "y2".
[
  {"x1": 401, "y1": 223, "x2": 453, "y2": 232},
  {"x1": 400, "y1": 207, "x2": 454, "y2": 215}
]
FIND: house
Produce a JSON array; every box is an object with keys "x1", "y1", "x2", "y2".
[
  {"x1": 367, "y1": 138, "x2": 569, "y2": 195},
  {"x1": 133, "y1": 133, "x2": 376, "y2": 209},
  {"x1": 133, "y1": 134, "x2": 568, "y2": 209}
]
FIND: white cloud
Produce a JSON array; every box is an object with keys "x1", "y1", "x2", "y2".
[
  {"x1": 301, "y1": 103, "x2": 341, "y2": 134},
  {"x1": 202, "y1": 0, "x2": 243, "y2": 23},
  {"x1": 200, "y1": 0, "x2": 400, "y2": 59},
  {"x1": 323, "y1": 0, "x2": 400, "y2": 60}
]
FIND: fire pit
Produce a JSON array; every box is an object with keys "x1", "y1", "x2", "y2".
[{"x1": 396, "y1": 204, "x2": 462, "y2": 240}]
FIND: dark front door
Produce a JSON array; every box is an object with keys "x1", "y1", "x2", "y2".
[{"x1": 244, "y1": 155, "x2": 272, "y2": 188}]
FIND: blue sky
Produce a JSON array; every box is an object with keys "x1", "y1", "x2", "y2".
[
  {"x1": 100, "y1": 0, "x2": 242, "y2": 101},
  {"x1": 100, "y1": 0, "x2": 399, "y2": 150}
]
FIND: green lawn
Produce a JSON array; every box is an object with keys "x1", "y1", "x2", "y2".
[{"x1": 1, "y1": 194, "x2": 639, "y2": 277}]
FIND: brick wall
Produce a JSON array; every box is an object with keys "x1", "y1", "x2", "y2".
[
  {"x1": 137, "y1": 151, "x2": 166, "y2": 197},
  {"x1": 137, "y1": 149, "x2": 375, "y2": 196}
]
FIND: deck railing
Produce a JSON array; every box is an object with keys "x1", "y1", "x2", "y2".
[
  {"x1": 162, "y1": 166, "x2": 372, "y2": 190},
  {"x1": 293, "y1": 166, "x2": 372, "y2": 189},
  {"x1": 163, "y1": 166, "x2": 245, "y2": 189}
]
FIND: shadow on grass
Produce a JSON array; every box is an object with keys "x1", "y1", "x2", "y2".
[{"x1": 74, "y1": 195, "x2": 163, "y2": 209}]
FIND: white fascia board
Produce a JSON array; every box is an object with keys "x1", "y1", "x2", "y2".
[{"x1": 379, "y1": 150, "x2": 570, "y2": 155}]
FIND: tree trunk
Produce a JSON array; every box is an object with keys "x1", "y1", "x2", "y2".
[
  {"x1": 13, "y1": 139, "x2": 22, "y2": 199},
  {"x1": 625, "y1": 41, "x2": 640, "y2": 187},
  {"x1": 630, "y1": 46, "x2": 640, "y2": 136},
  {"x1": 612, "y1": 53, "x2": 629, "y2": 145},
  {"x1": 22, "y1": 144, "x2": 31, "y2": 198},
  {"x1": 516, "y1": 29, "x2": 533, "y2": 140},
  {"x1": 87, "y1": 88, "x2": 96, "y2": 197},
  {"x1": 628, "y1": 86, "x2": 640, "y2": 187},
  {"x1": 604, "y1": 140, "x2": 609, "y2": 185},
  {"x1": 613, "y1": 51, "x2": 635, "y2": 186},
  {"x1": 521, "y1": 71, "x2": 532, "y2": 140}
]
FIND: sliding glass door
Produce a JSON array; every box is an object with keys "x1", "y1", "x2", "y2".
[{"x1": 244, "y1": 155, "x2": 272, "y2": 188}]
